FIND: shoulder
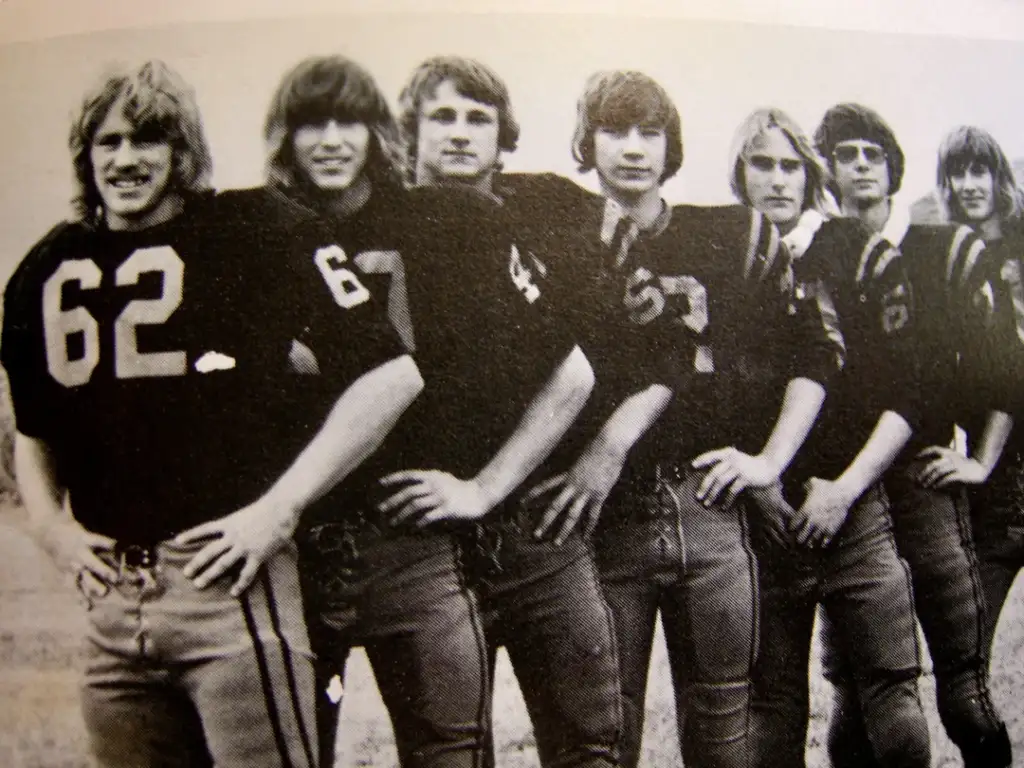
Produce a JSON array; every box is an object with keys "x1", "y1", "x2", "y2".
[
  {"x1": 213, "y1": 186, "x2": 319, "y2": 231},
  {"x1": 670, "y1": 204, "x2": 784, "y2": 280},
  {"x1": 5, "y1": 220, "x2": 86, "y2": 301},
  {"x1": 499, "y1": 172, "x2": 595, "y2": 207}
]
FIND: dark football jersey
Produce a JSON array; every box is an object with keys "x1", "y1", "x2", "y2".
[
  {"x1": 898, "y1": 223, "x2": 994, "y2": 448},
  {"x1": 788, "y1": 218, "x2": 919, "y2": 483},
  {"x1": 498, "y1": 174, "x2": 843, "y2": 479},
  {"x1": 1, "y1": 193, "x2": 402, "y2": 544},
  {"x1": 960, "y1": 226, "x2": 1024, "y2": 445},
  {"x1": 236, "y1": 183, "x2": 576, "y2": 521}
]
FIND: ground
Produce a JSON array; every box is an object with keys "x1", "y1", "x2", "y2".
[{"x1": 2, "y1": 502, "x2": 1023, "y2": 767}]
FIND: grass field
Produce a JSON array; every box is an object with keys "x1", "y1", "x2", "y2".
[{"x1": 2, "y1": 502, "x2": 1024, "y2": 767}]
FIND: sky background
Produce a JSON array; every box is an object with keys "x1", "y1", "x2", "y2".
[{"x1": 2, "y1": 10, "x2": 1024, "y2": 284}]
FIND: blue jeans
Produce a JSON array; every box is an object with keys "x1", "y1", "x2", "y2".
[
  {"x1": 824, "y1": 460, "x2": 1008, "y2": 768},
  {"x1": 751, "y1": 483, "x2": 930, "y2": 768},
  {"x1": 81, "y1": 539, "x2": 317, "y2": 768},
  {"x1": 595, "y1": 468, "x2": 757, "y2": 768},
  {"x1": 299, "y1": 523, "x2": 488, "y2": 768},
  {"x1": 467, "y1": 497, "x2": 622, "y2": 768}
]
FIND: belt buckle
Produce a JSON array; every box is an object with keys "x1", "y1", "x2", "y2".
[{"x1": 114, "y1": 543, "x2": 157, "y2": 569}]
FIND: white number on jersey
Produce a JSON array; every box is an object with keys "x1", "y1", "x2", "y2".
[
  {"x1": 624, "y1": 267, "x2": 665, "y2": 325},
  {"x1": 661, "y1": 275, "x2": 714, "y2": 373},
  {"x1": 42, "y1": 247, "x2": 188, "y2": 387},
  {"x1": 314, "y1": 245, "x2": 371, "y2": 309},
  {"x1": 509, "y1": 245, "x2": 541, "y2": 304},
  {"x1": 114, "y1": 246, "x2": 187, "y2": 379},
  {"x1": 622, "y1": 269, "x2": 713, "y2": 372},
  {"x1": 1000, "y1": 259, "x2": 1024, "y2": 345},
  {"x1": 43, "y1": 259, "x2": 102, "y2": 387}
]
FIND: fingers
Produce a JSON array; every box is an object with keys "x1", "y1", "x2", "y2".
[
  {"x1": 533, "y1": 485, "x2": 575, "y2": 539},
  {"x1": 389, "y1": 493, "x2": 441, "y2": 527},
  {"x1": 182, "y1": 537, "x2": 231, "y2": 581},
  {"x1": 553, "y1": 495, "x2": 589, "y2": 547},
  {"x1": 523, "y1": 474, "x2": 567, "y2": 505},
  {"x1": 696, "y1": 463, "x2": 739, "y2": 506},
  {"x1": 582, "y1": 496, "x2": 606, "y2": 539},
  {"x1": 77, "y1": 569, "x2": 111, "y2": 599},
  {"x1": 229, "y1": 558, "x2": 262, "y2": 598},
  {"x1": 916, "y1": 446, "x2": 946, "y2": 460},
  {"x1": 724, "y1": 475, "x2": 749, "y2": 508},
  {"x1": 379, "y1": 483, "x2": 434, "y2": 514},
  {"x1": 174, "y1": 520, "x2": 220, "y2": 546},
  {"x1": 691, "y1": 448, "x2": 730, "y2": 470},
  {"x1": 379, "y1": 470, "x2": 429, "y2": 487},
  {"x1": 80, "y1": 548, "x2": 120, "y2": 585},
  {"x1": 84, "y1": 531, "x2": 118, "y2": 551}
]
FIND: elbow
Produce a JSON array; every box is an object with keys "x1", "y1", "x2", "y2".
[{"x1": 394, "y1": 355, "x2": 425, "y2": 402}]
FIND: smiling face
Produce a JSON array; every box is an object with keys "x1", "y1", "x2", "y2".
[
  {"x1": 593, "y1": 124, "x2": 667, "y2": 201},
  {"x1": 832, "y1": 139, "x2": 891, "y2": 208},
  {"x1": 90, "y1": 101, "x2": 179, "y2": 231},
  {"x1": 291, "y1": 118, "x2": 371, "y2": 192},
  {"x1": 742, "y1": 127, "x2": 806, "y2": 232},
  {"x1": 950, "y1": 160, "x2": 997, "y2": 224},
  {"x1": 414, "y1": 79, "x2": 501, "y2": 189}
]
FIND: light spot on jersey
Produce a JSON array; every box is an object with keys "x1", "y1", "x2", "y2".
[
  {"x1": 288, "y1": 340, "x2": 320, "y2": 375},
  {"x1": 194, "y1": 351, "x2": 236, "y2": 373},
  {"x1": 509, "y1": 244, "x2": 541, "y2": 304},
  {"x1": 326, "y1": 675, "x2": 344, "y2": 704}
]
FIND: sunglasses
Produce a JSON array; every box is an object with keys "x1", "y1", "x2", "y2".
[
  {"x1": 832, "y1": 144, "x2": 886, "y2": 166},
  {"x1": 747, "y1": 155, "x2": 803, "y2": 173}
]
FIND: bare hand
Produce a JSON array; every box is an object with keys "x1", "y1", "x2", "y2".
[
  {"x1": 917, "y1": 446, "x2": 989, "y2": 488},
  {"x1": 526, "y1": 447, "x2": 625, "y2": 545},
  {"x1": 748, "y1": 482, "x2": 797, "y2": 549},
  {"x1": 175, "y1": 498, "x2": 300, "y2": 597},
  {"x1": 789, "y1": 477, "x2": 856, "y2": 549},
  {"x1": 379, "y1": 470, "x2": 491, "y2": 528},
  {"x1": 691, "y1": 447, "x2": 780, "y2": 507},
  {"x1": 41, "y1": 520, "x2": 119, "y2": 597}
]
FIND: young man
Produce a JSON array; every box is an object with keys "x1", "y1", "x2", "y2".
[
  {"x1": 536, "y1": 72, "x2": 838, "y2": 768},
  {"x1": 937, "y1": 125, "x2": 1024, "y2": 760},
  {"x1": 811, "y1": 106, "x2": 1012, "y2": 768},
  {"x1": 394, "y1": 56, "x2": 623, "y2": 768},
  {"x1": 729, "y1": 106, "x2": 935, "y2": 768},
  {"x1": 2, "y1": 60, "x2": 421, "y2": 768},
  {"x1": 231, "y1": 55, "x2": 595, "y2": 768}
]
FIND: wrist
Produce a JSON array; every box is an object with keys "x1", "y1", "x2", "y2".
[
  {"x1": 469, "y1": 474, "x2": 502, "y2": 514},
  {"x1": 832, "y1": 474, "x2": 865, "y2": 507}
]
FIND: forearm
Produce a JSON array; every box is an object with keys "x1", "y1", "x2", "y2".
[
  {"x1": 758, "y1": 377, "x2": 826, "y2": 475},
  {"x1": 264, "y1": 354, "x2": 423, "y2": 517},
  {"x1": 971, "y1": 410, "x2": 1014, "y2": 475},
  {"x1": 475, "y1": 346, "x2": 594, "y2": 509},
  {"x1": 834, "y1": 411, "x2": 913, "y2": 501},
  {"x1": 14, "y1": 433, "x2": 74, "y2": 555},
  {"x1": 585, "y1": 384, "x2": 672, "y2": 463}
]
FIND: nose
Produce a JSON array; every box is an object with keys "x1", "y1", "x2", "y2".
[
  {"x1": 448, "y1": 116, "x2": 470, "y2": 145},
  {"x1": 623, "y1": 127, "x2": 645, "y2": 157},
  {"x1": 852, "y1": 149, "x2": 871, "y2": 171},
  {"x1": 770, "y1": 164, "x2": 788, "y2": 188},
  {"x1": 112, "y1": 137, "x2": 138, "y2": 167},
  {"x1": 321, "y1": 120, "x2": 344, "y2": 147}
]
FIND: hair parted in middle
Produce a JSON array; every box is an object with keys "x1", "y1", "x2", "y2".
[
  {"x1": 572, "y1": 70, "x2": 683, "y2": 183},
  {"x1": 937, "y1": 125, "x2": 1024, "y2": 224},
  {"x1": 728, "y1": 107, "x2": 829, "y2": 215},
  {"x1": 397, "y1": 55, "x2": 520, "y2": 184},
  {"x1": 263, "y1": 54, "x2": 402, "y2": 190},
  {"x1": 813, "y1": 102, "x2": 905, "y2": 196},
  {"x1": 69, "y1": 59, "x2": 213, "y2": 223}
]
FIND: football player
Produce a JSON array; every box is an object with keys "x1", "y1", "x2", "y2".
[
  {"x1": 394, "y1": 56, "x2": 623, "y2": 768},
  {"x1": 1, "y1": 60, "x2": 422, "y2": 768},
  {"x1": 808, "y1": 106, "x2": 1012, "y2": 768},
  {"x1": 537, "y1": 72, "x2": 838, "y2": 768},
  {"x1": 227, "y1": 55, "x2": 595, "y2": 768},
  {"x1": 729, "y1": 106, "x2": 935, "y2": 768},
  {"x1": 936, "y1": 125, "x2": 1024, "y2": 763}
]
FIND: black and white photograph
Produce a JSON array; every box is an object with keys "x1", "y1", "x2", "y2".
[{"x1": 3, "y1": 2, "x2": 1024, "y2": 766}]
